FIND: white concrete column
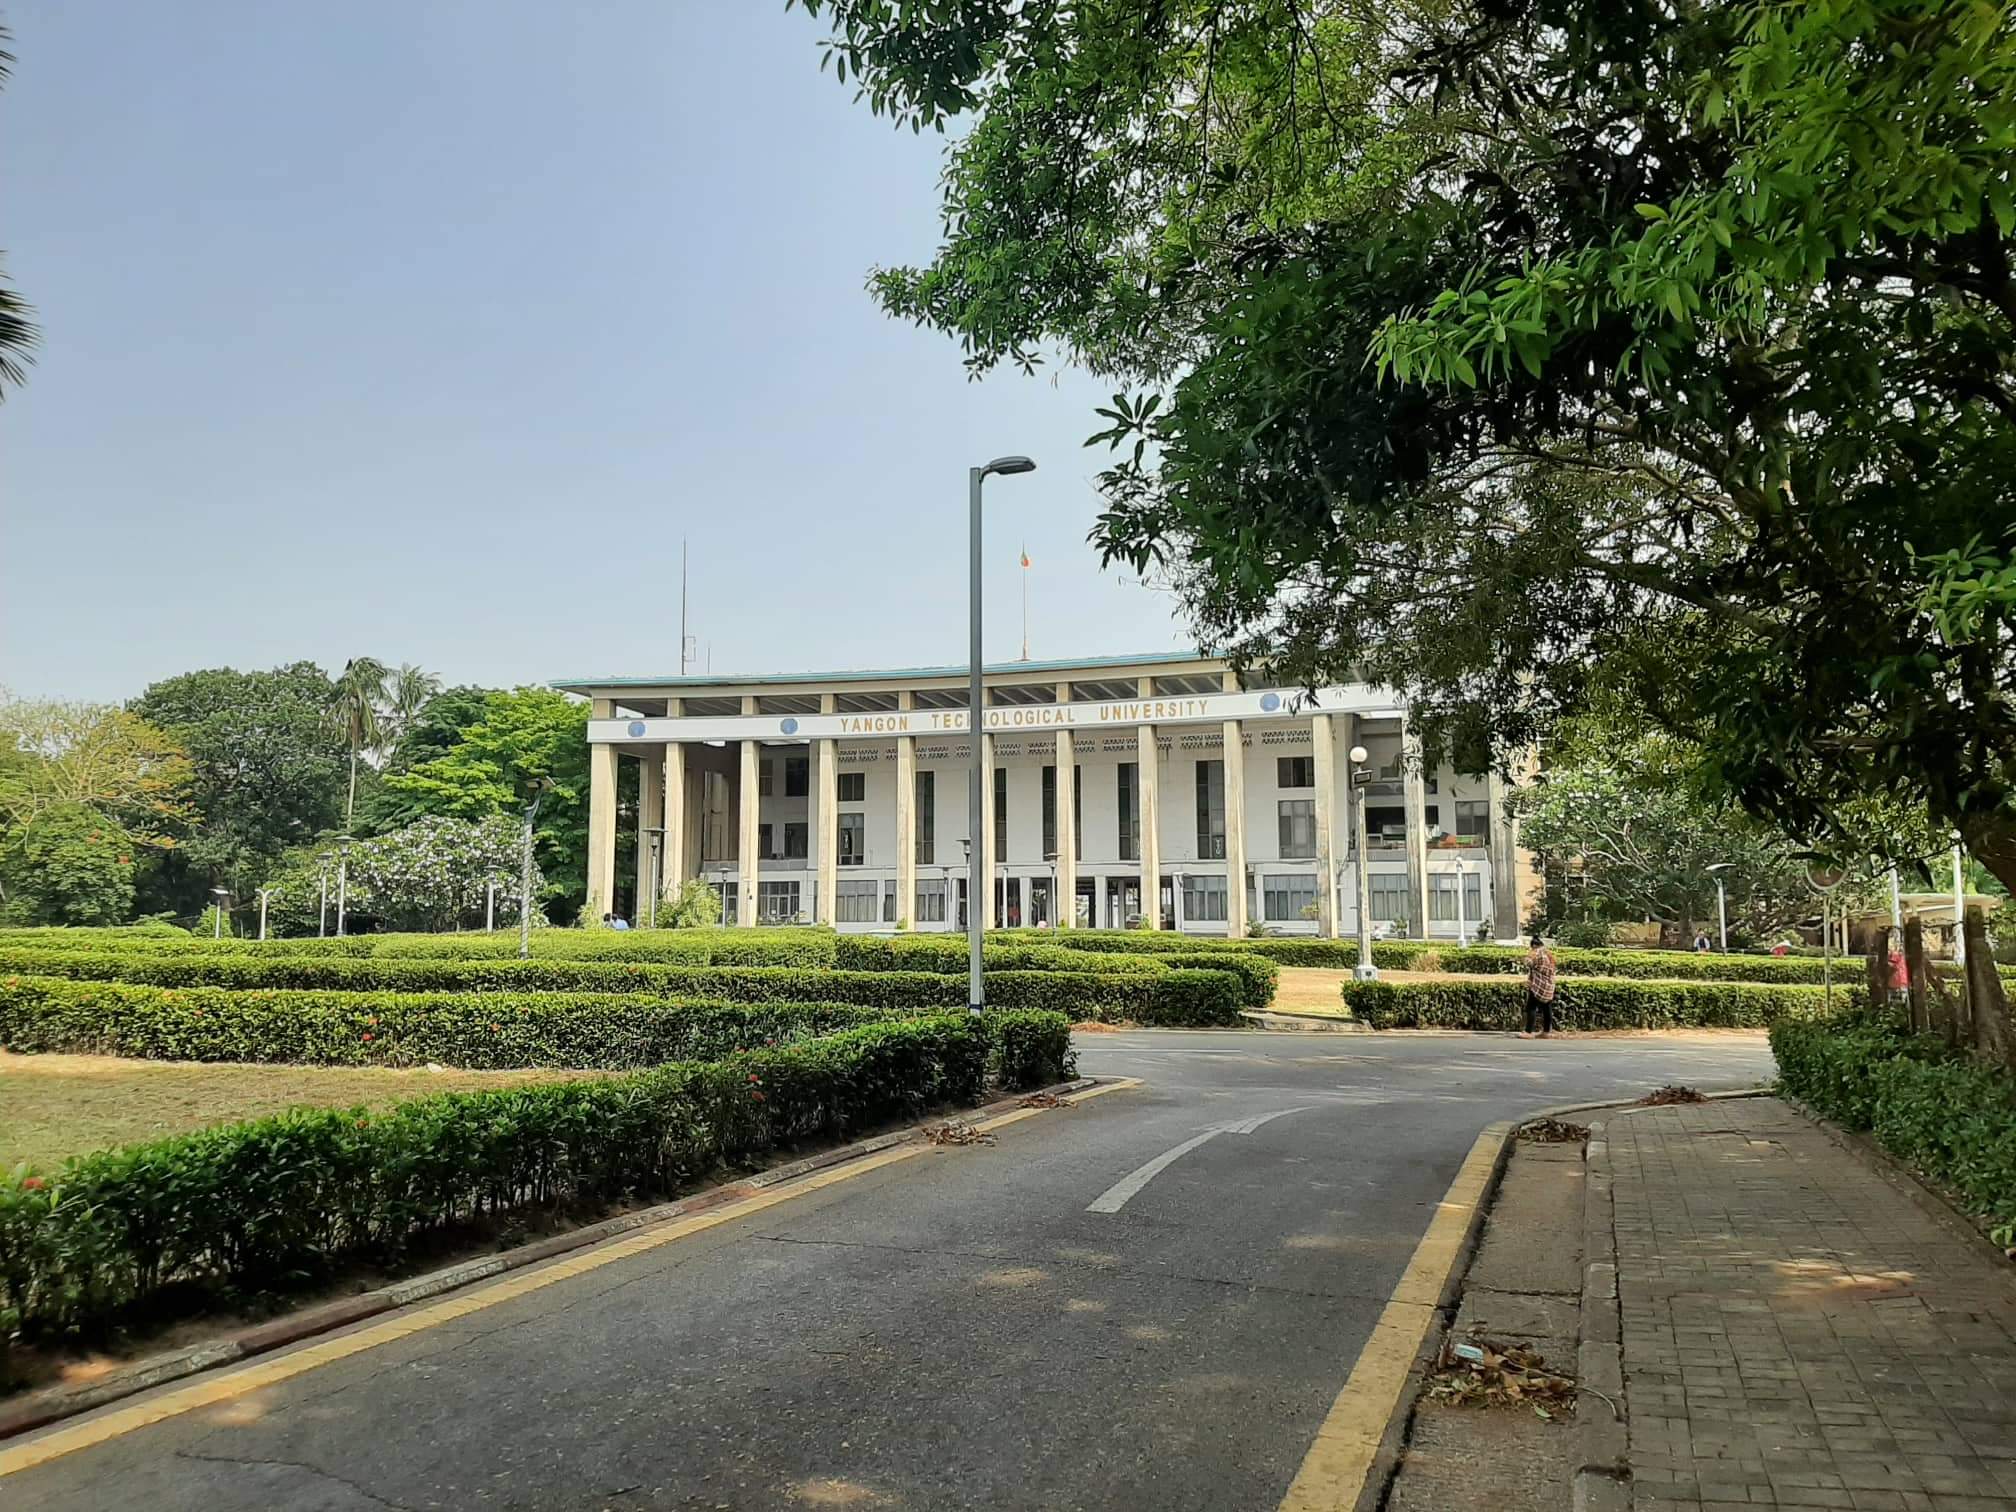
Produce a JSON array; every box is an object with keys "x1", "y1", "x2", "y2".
[
  {"x1": 978, "y1": 730, "x2": 996, "y2": 928},
  {"x1": 816, "y1": 698, "x2": 838, "y2": 928},
  {"x1": 738, "y1": 696, "x2": 761, "y2": 928},
  {"x1": 1402, "y1": 716, "x2": 1430, "y2": 938},
  {"x1": 895, "y1": 691, "x2": 916, "y2": 929},
  {"x1": 1135, "y1": 677, "x2": 1160, "y2": 929},
  {"x1": 662, "y1": 704, "x2": 687, "y2": 902},
  {"x1": 1219, "y1": 672, "x2": 1247, "y2": 935},
  {"x1": 1311, "y1": 712, "x2": 1338, "y2": 938},
  {"x1": 635, "y1": 746, "x2": 663, "y2": 924},
  {"x1": 586, "y1": 699, "x2": 619, "y2": 921},
  {"x1": 1054, "y1": 680, "x2": 1077, "y2": 928}
]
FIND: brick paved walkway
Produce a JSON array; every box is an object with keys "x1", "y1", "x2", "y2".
[{"x1": 1608, "y1": 1098, "x2": 2016, "y2": 1512}]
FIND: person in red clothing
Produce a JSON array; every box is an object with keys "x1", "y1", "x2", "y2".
[
  {"x1": 1522, "y1": 934, "x2": 1557, "y2": 1037},
  {"x1": 1887, "y1": 934, "x2": 1910, "y2": 1007}
]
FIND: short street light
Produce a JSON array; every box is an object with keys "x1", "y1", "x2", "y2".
[
  {"x1": 521, "y1": 778, "x2": 554, "y2": 959},
  {"x1": 210, "y1": 887, "x2": 230, "y2": 940},
  {"x1": 966, "y1": 455, "x2": 1037, "y2": 1017},
  {"x1": 1706, "y1": 862, "x2": 1734, "y2": 951},
  {"x1": 1348, "y1": 745, "x2": 1379, "y2": 981}
]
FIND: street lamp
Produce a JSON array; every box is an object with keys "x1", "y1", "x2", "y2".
[
  {"x1": 335, "y1": 838, "x2": 351, "y2": 938},
  {"x1": 1348, "y1": 745, "x2": 1379, "y2": 981},
  {"x1": 644, "y1": 826, "x2": 665, "y2": 929},
  {"x1": 1706, "y1": 862, "x2": 1734, "y2": 951},
  {"x1": 1043, "y1": 850, "x2": 1059, "y2": 932},
  {"x1": 318, "y1": 859, "x2": 330, "y2": 938},
  {"x1": 521, "y1": 778, "x2": 553, "y2": 959},
  {"x1": 966, "y1": 454, "x2": 1037, "y2": 1016},
  {"x1": 256, "y1": 887, "x2": 272, "y2": 942},
  {"x1": 210, "y1": 887, "x2": 230, "y2": 940}
]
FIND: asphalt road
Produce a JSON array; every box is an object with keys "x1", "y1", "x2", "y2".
[{"x1": 8, "y1": 1030, "x2": 1775, "y2": 1512}]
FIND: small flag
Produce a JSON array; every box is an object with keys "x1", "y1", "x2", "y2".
[{"x1": 1020, "y1": 549, "x2": 1031, "y2": 568}]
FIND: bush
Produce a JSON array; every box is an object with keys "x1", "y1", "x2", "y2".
[
  {"x1": 0, "y1": 1013, "x2": 1071, "y2": 1338},
  {"x1": 1344, "y1": 976, "x2": 1829, "y2": 1030},
  {"x1": 1423, "y1": 944, "x2": 1873, "y2": 986},
  {"x1": 1772, "y1": 1014, "x2": 2016, "y2": 1245},
  {"x1": 989, "y1": 929, "x2": 1435, "y2": 970},
  {"x1": 0, "y1": 927, "x2": 838, "y2": 967},
  {"x1": 0, "y1": 976, "x2": 900, "y2": 1070},
  {"x1": 662, "y1": 880, "x2": 722, "y2": 929}
]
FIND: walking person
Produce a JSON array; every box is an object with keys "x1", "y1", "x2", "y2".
[{"x1": 1522, "y1": 934, "x2": 1557, "y2": 1038}]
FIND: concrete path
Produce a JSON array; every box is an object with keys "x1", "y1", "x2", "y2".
[
  {"x1": 1607, "y1": 1099, "x2": 2016, "y2": 1510},
  {"x1": 5, "y1": 1032, "x2": 1773, "y2": 1512}
]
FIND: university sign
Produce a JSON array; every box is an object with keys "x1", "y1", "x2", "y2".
[{"x1": 590, "y1": 686, "x2": 1397, "y2": 745}]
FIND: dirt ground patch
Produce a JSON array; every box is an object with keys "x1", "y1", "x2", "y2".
[{"x1": 0, "y1": 1051, "x2": 602, "y2": 1171}]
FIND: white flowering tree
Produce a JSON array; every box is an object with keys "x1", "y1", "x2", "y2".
[{"x1": 264, "y1": 815, "x2": 542, "y2": 935}]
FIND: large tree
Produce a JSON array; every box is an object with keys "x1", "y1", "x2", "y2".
[
  {"x1": 329, "y1": 657, "x2": 391, "y2": 829},
  {"x1": 0, "y1": 28, "x2": 37, "y2": 401},
  {"x1": 794, "y1": 0, "x2": 2016, "y2": 890},
  {"x1": 130, "y1": 663, "x2": 347, "y2": 914}
]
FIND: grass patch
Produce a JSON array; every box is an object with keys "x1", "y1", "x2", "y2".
[{"x1": 0, "y1": 1051, "x2": 598, "y2": 1172}]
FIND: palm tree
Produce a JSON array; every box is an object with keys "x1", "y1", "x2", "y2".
[
  {"x1": 329, "y1": 658, "x2": 390, "y2": 828},
  {"x1": 384, "y1": 664, "x2": 440, "y2": 752},
  {"x1": 0, "y1": 30, "x2": 40, "y2": 401}
]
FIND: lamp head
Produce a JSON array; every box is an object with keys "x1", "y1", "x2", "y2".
[
  {"x1": 1349, "y1": 745, "x2": 1370, "y2": 765},
  {"x1": 981, "y1": 455, "x2": 1036, "y2": 478}
]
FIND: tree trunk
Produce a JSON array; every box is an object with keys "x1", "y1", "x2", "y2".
[
  {"x1": 1904, "y1": 914, "x2": 1929, "y2": 1036},
  {"x1": 346, "y1": 747, "x2": 358, "y2": 830},
  {"x1": 1963, "y1": 904, "x2": 2016, "y2": 1075},
  {"x1": 1964, "y1": 813, "x2": 2016, "y2": 899},
  {"x1": 1864, "y1": 943, "x2": 1887, "y2": 1015}
]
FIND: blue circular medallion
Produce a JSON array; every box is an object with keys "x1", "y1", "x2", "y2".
[
  {"x1": 1259, "y1": 692, "x2": 1282, "y2": 712},
  {"x1": 780, "y1": 717, "x2": 799, "y2": 735},
  {"x1": 626, "y1": 720, "x2": 647, "y2": 737}
]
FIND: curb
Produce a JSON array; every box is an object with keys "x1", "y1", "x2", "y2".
[
  {"x1": 1240, "y1": 1008, "x2": 1370, "y2": 1033},
  {"x1": 0, "y1": 1075, "x2": 1100, "y2": 1442}
]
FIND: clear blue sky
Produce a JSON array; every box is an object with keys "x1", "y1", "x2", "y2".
[{"x1": 2, "y1": 2, "x2": 1188, "y2": 704}]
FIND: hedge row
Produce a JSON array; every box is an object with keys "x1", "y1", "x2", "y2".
[
  {"x1": 1422, "y1": 944, "x2": 1864, "y2": 985},
  {"x1": 0, "y1": 927, "x2": 835, "y2": 967},
  {"x1": 1344, "y1": 976, "x2": 1829, "y2": 1030},
  {"x1": 992, "y1": 929, "x2": 1436, "y2": 970},
  {"x1": 834, "y1": 935, "x2": 1278, "y2": 1007},
  {"x1": 1772, "y1": 1014, "x2": 2016, "y2": 1244},
  {"x1": 0, "y1": 1013, "x2": 1072, "y2": 1338},
  {"x1": 0, "y1": 955, "x2": 1247, "y2": 1028},
  {"x1": 0, "y1": 977, "x2": 904, "y2": 1070}
]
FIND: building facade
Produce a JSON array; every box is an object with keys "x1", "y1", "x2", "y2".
[{"x1": 558, "y1": 652, "x2": 1537, "y2": 939}]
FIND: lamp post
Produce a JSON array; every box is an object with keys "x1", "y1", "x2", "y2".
[
  {"x1": 335, "y1": 839, "x2": 350, "y2": 937},
  {"x1": 521, "y1": 779, "x2": 552, "y2": 960},
  {"x1": 486, "y1": 877, "x2": 497, "y2": 933},
  {"x1": 1043, "y1": 850, "x2": 1059, "y2": 932},
  {"x1": 1707, "y1": 862, "x2": 1734, "y2": 951},
  {"x1": 318, "y1": 861, "x2": 329, "y2": 938},
  {"x1": 644, "y1": 826, "x2": 665, "y2": 929},
  {"x1": 1348, "y1": 745, "x2": 1379, "y2": 981},
  {"x1": 256, "y1": 887, "x2": 271, "y2": 942},
  {"x1": 1952, "y1": 834, "x2": 1967, "y2": 967},
  {"x1": 966, "y1": 455, "x2": 1037, "y2": 1016},
  {"x1": 211, "y1": 887, "x2": 230, "y2": 940}
]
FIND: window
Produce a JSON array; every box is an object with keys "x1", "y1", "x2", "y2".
[
  {"x1": 1369, "y1": 873, "x2": 1407, "y2": 922},
  {"x1": 1264, "y1": 875, "x2": 1317, "y2": 922},
  {"x1": 1195, "y1": 761, "x2": 1227, "y2": 859},
  {"x1": 838, "y1": 812, "x2": 865, "y2": 866},
  {"x1": 994, "y1": 767, "x2": 1008, "y2": 858},
  {"x1": 758, "y1": 761, "x2": 773, "y2": 798},
  {"x1": 1041, "y1": 765, "x2": 1082, "y2": 861},
  {"x1": 1465, "y1": 871, "x2": 1482, "y2": 922},
  {"x1": 915, "y1": 770, "x2": 935, "y2": 864},
  {"x1": 884, "y1": 880, "x2": 898, "y2": 924},
  {"x1": 713, "y1": 880, "x2": 737, "y2": 924},
  {"x1": 784, "y1": 757, "x2": 809, "y2": 799},
  {"x1": 1366, "y1": 805, "x2": 1407, "y2": 841},
  {"x1": 1278, "y1": 799, "x2": 1317, "y2": 859},
  {"x1": 915, "y1": 878, "x2": 947, "y2": 923},
  {"x1": 1277, "y1": 756, "x2": 1314, "y2": 789},
  {"x1": 757, "y1": 822, "x2": 773, "y2": 859},
  {"x1": 783, "y1": 822, "x2": 808, "y2": 860},
  {"x1": 1182, "y1": 873, "x2": 1228, "y2": 922},
  {"x1": 1454, "y1": 799, "x2": 1490, "y2": 843},
  {"x1": 837, "y1": 879, "x2": 880, "y2": 923},
  {"x1": 1117, "y1": 762, "x2": 1140, "y2": 861},
  {"x1": 701, "y1": 772, "x2": 731, "y2": 861},
  {"x1": 757, "y1": 880, "x2": 800, "y2": 924},
  {"x1": 837, "y1": 771, "x2": 865, "y2": 803},
  {"x1": 1430, "y1": 874, "x2": 1459, "y2": 922}
]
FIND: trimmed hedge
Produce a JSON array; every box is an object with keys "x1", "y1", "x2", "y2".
[
  {"x1": 994, "y1": 929, "x2": 1435, "y2": 970},
  {"x1": 0, "y1": 927, "x2": 837, "y2": 967},
  {"x1": 1344, "y1": 976, "x2": 1829, "y2": 1030},
  {"x1": 835, "y1": 935, "x2": 1276, "y2": 1008},
  {"x1": 1773, "y1": 1014, "x2": 2016, "y2": 1244},
  {"x1": 1423, "y1": 944, "x2": 1865, "y2": 985},
  {"x1": 0, "y1": 1013, "x2": 1071, "y2": 1338},
  {"x1": 0, "y1": 976, "x2": 901, "y2": 1070}
]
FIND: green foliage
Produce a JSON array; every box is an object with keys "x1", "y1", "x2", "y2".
[
  {"x1": 271, "y1": 815, "x2": 539, "y2": 935},
  {"x1": 191, "y1": 905, "x2": 233, "y2": 941},
  {"x1": 358, "y1": 684, "x2": 495, "y2": 832},
  {"x1": 1430, "y1": 944, "x2": 1867, "y2": 987},
  {"x1": 129, "y1": 663, "x2": 348, "y2": 914},
  {"x1": 835, "y1": 934, "x2": 1277, "y2": 1006},
  {"x1": 0, "y1": 803, "x2": 137, "y2": 926},
  {"x1": 662, "y1": 879, "x2": 722, "y2": 929},
  {"x1": 382, "y1": 688, "x2": 590, "y2": 916},
  {"x1": 994, "y1": 929, "x2": 1436, "y2": 971},
  {"x1": 1772, "y1": 1014, "x2": 2016, "y2": 1244},
  {"x1": 0, "y1": 1014, "x2": 1064, "y2": 1338},
  {"x1": 1346, "y1": 976, "x2": 1827, "y2": 1030},
  {"x1": 0, "y1": 976, "x2": 901, "y2": 1069}
]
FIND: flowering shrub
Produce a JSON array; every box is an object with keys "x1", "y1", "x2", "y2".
[{"x1": 258, "y1": 816, "x2": 546, "y2": 935}]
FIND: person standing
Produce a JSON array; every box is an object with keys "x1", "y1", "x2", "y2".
[{"x1": 1523, "y1": 934, "x2": 1557, "y2": 1038}]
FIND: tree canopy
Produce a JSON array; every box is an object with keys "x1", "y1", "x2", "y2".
[{"x1": 794, "y1": 0, "x2": 2016, "y2": 891}]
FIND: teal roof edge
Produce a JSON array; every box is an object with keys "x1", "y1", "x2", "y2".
[{"x1": 550, "y1": 649, "x2": 1213, "y2": 691}]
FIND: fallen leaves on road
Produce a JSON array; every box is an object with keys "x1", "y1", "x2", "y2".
[
  {"x1": 1017, "y1": 1092, "x2": 1070, "y2": 1109},
  {"x1": 1069, "y1": 1020, "x2": 1136, "y2": 1032},
  {"x1": 1518, "y1": 1117, "x2": 1590, "y2": 1143},
  {"x1": 1639, "y1": 1085, "x2": 1707, "y2": 1105},
  {"x1": 1426, "y1": 1334, "x2": 1576, "y2": 1417},
  {"x1": 921, "y1": 1120, "x2": 997, "y2": 1147}
]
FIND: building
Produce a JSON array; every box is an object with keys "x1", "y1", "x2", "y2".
[{"x1": 557, "y1": 652, "x2": 1538, "y2": 939}]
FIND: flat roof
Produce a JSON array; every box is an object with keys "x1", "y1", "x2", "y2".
[{"x1": 551, "y1": 649, "x2": 1213, "y2": 693}]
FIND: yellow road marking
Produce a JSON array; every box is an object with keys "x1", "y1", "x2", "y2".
[
  {"x1": 0, "y1": 1077, "x2": 1141, "y2": 1478},
  {"x1": 1276, "y1": 1119, "x2": 1510, "y2": 1512}
]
